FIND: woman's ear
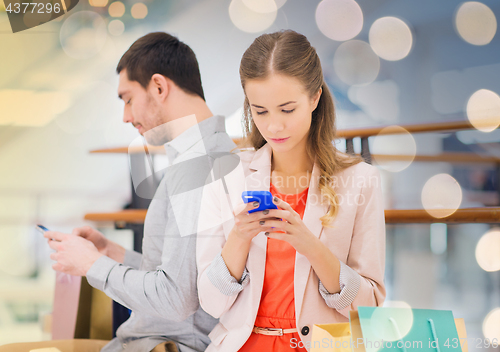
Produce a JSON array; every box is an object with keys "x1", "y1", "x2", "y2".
[
  {"x1": 149, "y1": 73, "x2": 169, "y2": 102},
  {"x1": 311, "y1": 87, "x2": 322, "y2": 111}
]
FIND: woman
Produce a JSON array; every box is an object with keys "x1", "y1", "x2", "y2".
[{"x1": 196, "y1": 30, "x2": 386, "y2": 352}]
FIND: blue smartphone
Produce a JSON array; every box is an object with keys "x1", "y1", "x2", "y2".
[
  {"x1": 37, "y1": 224, "x2": 59, "y2": 241},
  {"x1": 36, "y1": 224, "x2": 50, "y2": 234},
  {"x1": 242, "y1": 191, "x2": 278, "y2": 213}
]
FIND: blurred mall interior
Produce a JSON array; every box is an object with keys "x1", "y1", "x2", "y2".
[{"x1": 0, "y1": 0, "x2": 499, "y2": 349}]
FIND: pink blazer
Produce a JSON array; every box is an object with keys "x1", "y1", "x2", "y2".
[{"x1": 196, "y1": 143, "x2": 386, "y2": 352}]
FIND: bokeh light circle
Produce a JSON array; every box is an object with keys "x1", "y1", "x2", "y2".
[
  {"x1": 229, "y1": 0, "x2": 277, "y2": 33},
  {"x1": 89, "y1": 0, "x2": 108, "y2": 6},
  {"x1": 275, "y1": 0, "x2": 287, "y2": 9},
  {"x1": 455, "y1": 2, "x2": 497, "y2": 46},
  {"x1": 0, "y1": 227, "x2": 36, "y2": 277},
  {"x1": 315, "y1": 0, "x2": 363, "y2": 41},
  {"x1": 371, "y1": 306, "x2": 414, "y2": 342},
  {"x1": 421, "y1": 174, "x2": 462, "y2": 218},
  {"x1": 483, "y1": 308, "x2": 500, "y2": 342},
  {"x1": 131, "y1": 3, "x2": 148, "y2": 19},
  {"x1": 333, "y1": 40, "x2": 380, "y2": 85},
  {"x1": 109, "y1": 1, "x2": 126, "y2": 18},
  {"x1": 108, "y1": 19, "x2": 125, "y2": 36},
  {"x1": 383, "y1": 301, "x2": 412, "y2": 309},
  {"x1": 369, "y1": 17, "x2": 413, "y2": 61},
  {"x1": 242, "y1": 0, "x2": 277, "y2": 13},
  {"x1": 466, "y1": 89, "x2": 500, "y2": 133},
  {"x1": 60, "y1": 11, "x2": 107, "y2": 60},
  {"x1": 371, "y1": 126, "x2": 416, "y2": 172},
  {"x1": 475, "y1": 228, "x2": 500, "y2": 272}
]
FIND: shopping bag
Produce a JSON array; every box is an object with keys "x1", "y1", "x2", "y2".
[
  {"x1": 52, "y1": 273, "x2": 83, "y2": 339},
  {"x1": 310, "y1": 322, "x2": 352, "y2": 351},
  {"x1": 354, "y1": 307, "x2": 465, "y2": 352},
  {"x1": 52, "y1": 273, "x2": 110, "y2": 340},
  {"x1": 454, "y1": 318, "x2": 468, "y2": 352},
  {"x1": 311, "y1": 307, "x2": 468, "y2": 352}
]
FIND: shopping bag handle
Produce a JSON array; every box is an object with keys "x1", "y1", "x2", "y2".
[
  {"x1": 428, "y1": 318, "x2": 441, "y2": 352},
  {"x1": 389, "y1": 317, "x2": 408, "y2": 352},
  {"x1": 388, "y1": 316, "x2": 441, "y2": 352}
]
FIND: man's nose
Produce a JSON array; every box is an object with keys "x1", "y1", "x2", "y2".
[{"x1": 123, "y1": 108, "x2": 133, "y2": 124}]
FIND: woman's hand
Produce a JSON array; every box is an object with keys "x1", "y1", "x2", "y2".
[
  {"x1": 228, "y1": 197, "x2": 342, "y2": 294},
  {"x1": 262, "y1": 196, "x2": 320, "y2": 256},
  {"x1": 229, "y1": 201, "x2": 282, "y2": 244},
  {"x1": 222, "y1": 200, "x2": 282, "y2": 281}
]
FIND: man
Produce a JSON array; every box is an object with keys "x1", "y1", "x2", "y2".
[{"x1": 3, "y1": 32, "x2": 235, "y2": 352}]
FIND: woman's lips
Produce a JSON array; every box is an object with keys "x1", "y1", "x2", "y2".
[{"x1": 270, "y1": 137, "x2": 290, "y2": 143}]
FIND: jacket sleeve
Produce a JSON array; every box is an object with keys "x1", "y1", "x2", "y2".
[
  {"x1": 196, "y1": 169, "x2": 246, "y2": 319},
  {"x1": 85, "y1": 158, "x2": 211, "y2": 323},
  {"x1": 322, "y1": 165, "x2": 386, "y2": 317},
  {"x1": 123, "y1": 249, "x2": 142, "y2": 269},
  {"x1": 206, "y1": 252, "x2": 250, "y2": 296},
  {"x1": 318, "y1": 261, "x2": 361, "y2": 310},
  {"x1": 86, "y1": 232, "x2": 200, "y2": 323}
]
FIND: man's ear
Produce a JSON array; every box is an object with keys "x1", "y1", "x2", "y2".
[{"x1": 149, "y1": 73, "x2": 169, "y2": 102}]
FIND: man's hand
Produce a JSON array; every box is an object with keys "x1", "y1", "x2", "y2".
[
  {"x1": 72, "y1": 226, "x2": 108, "y2": 254},
  {"x1": 44, "y1": 231, "x2": 104, "y2": 276},
  {"x1": 72, "y1": 226, "x2": 126, "y2": 263}
]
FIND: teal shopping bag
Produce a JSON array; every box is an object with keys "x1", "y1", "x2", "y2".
[{"x1": 353, "y1": 307, "x2": 463, "y2": 352}]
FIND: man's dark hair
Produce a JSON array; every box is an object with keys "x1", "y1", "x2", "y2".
[{"x1": 117, "y1": 32, "x2": 205, "y2": 100}]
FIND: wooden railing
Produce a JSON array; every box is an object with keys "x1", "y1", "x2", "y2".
[
  {"x1": 84, "y1": 207, "x2": 500, "y2": 224},
  {"x1": 371, "y1": 152, "x2": 500, "y2": 164},
  {"x1": 338, "y1": 119, "x2": 497, "y2": 164},
  {"x1": 84, "y1": 209, "x2": 147, "y2": 224},
  {"x1": 90, "y1": 148, "x2": 500, "y2": 165},
  {"x1": 336, "y1": 119, "x2": 478, "y2": 139},
  {"x1": 385, "y1": 207, "x2": 500, "y2": 224},
  {"x1": 90, "y1": 119, "x2": 499, "y2": 165},
  {"x1": 90, "y1": 146, "x2": 166, "y2": 154}
]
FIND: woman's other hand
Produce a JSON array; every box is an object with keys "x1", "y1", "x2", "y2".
[{"x1": 263, "y1": 197, "x2": 318, "y2": 256}]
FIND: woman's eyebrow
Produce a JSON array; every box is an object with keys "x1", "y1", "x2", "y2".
[
  {"x1": 251, "y1": 101, "x2": 297, "y2": 109},
  {"x1": 278, "y1": 101, "x2": 296, "y2": 107},
  {"x1": 251, "y1": 104, "x2": 266, "y2": 109}
]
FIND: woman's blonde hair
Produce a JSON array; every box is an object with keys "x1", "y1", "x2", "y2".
[{"x1": 239, "y1": 30, "x2": 363, "y2": 226}]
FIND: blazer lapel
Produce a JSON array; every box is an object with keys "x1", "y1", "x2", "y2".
[
  {"x1": 294, "y1": 163, "x2": 329, "y2": 320},
  {"x1": 233, "y1": 145, "x2": 329, "y2": 322},
  {"x1": 245, "y1": 144, "x2": 273, "y2": 311}
]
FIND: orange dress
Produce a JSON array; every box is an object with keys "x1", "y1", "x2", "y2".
[{"x1": 239, "y1": 183, "x2": 309, "y2": 352}]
